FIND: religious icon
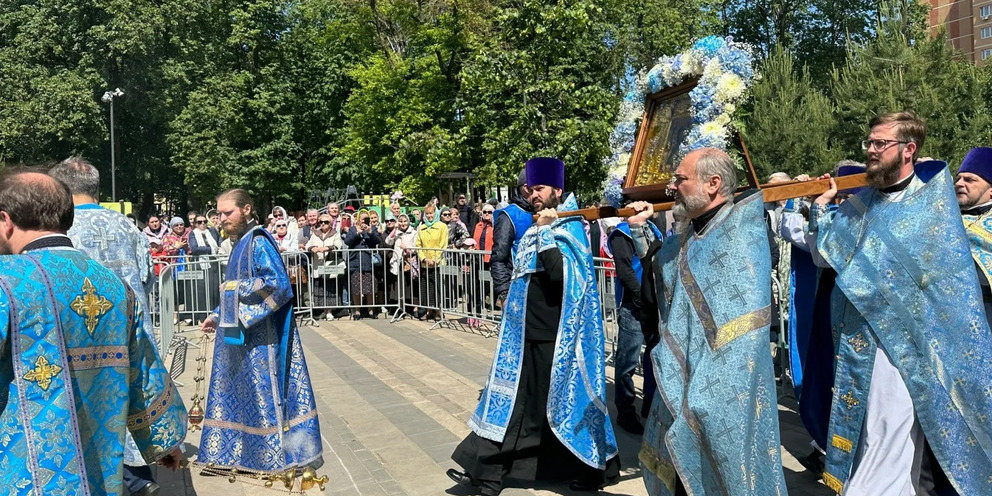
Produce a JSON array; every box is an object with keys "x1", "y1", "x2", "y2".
[
  {"x1": 622, "y1": 78, "x2": 699, "y2": 200},
  {"x1": 633, "y1": 90, "x2": 694, "y2": 187}
]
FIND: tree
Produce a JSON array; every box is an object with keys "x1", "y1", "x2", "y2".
[
  {"x1": 744, "y1": 45, "x2": 841, "y2": 179},
  {"x1": 460, "y1": 0, "x2": 628, "y2": 202},
  {"x1": 334, "y1": 0, "x2": 487, "y2": 202},
  {"x1": 624, "y1": 0, "x2": 721, "y2": 69},
  {"x1": 829, "y1": 7, "x2": 991, "y2": 168}
]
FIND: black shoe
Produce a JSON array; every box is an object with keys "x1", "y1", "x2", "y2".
[
  {"x1": 446, "y1": 468, "x2": 477, "y2": 487},
  {"x1": 569, "y1": 474, "x2": 619, "y2": 492},
  {"x1": 131, "y1": 481, "x2": 161, "y2": 496},
  {"x1": 618, "y1": 412, "x2": 645, "y2": 435},
  {"x1": 798, "y1": 449, "x2": 825, "y2": 477},
  {"x1": 352, "y1": 313, "x2": 362, "y2": 321}
]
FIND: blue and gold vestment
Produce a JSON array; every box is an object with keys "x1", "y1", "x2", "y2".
[
  {"x1": 0, "y1": 244, "x2": 187, "y2": 495},
  {"x1": 199, "y1": 226, "x2": 323, "y2": 473},
  {"x1": 632, "y1": 192, "x2": 787, "y2": 496},
  {"x1": 68, "y1": 203, "x2": 158, "y2": 467},
  {"x1": 470, "y1": 193, "x2": 619, "y2": 469},
  {"x1": 812, "y1": 161, "x2": 992, "y2": 494},
  {"x1": 962, "y1": 210, "x2": 992, "y2": 292}
]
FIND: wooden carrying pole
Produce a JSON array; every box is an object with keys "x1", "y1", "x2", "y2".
[{"x1": 543, "y1": 173, "x2": 868, "y2": 221}]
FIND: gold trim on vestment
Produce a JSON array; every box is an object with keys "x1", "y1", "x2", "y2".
[
  {"x1": 712, "y1": 306, "x2": 772, "y2": 350},
  {"x1": 639, "y1": 444, "x2": 677, "y2": 493},
  {"x1": 128, "y1": 381, "x2": 177, "y2": 429},
  {"x1": 202, "y1": 410, "x2": 319, "y2": 435},
  {"x1": 66, "y1": 346, "x2": 129, "y2": 370},
  {"x1": 823, "y1": 472, "x2": 844, "y2": 494},
  {"x1": 831, "y1": 434, "x2": 853, "y2": 453}
]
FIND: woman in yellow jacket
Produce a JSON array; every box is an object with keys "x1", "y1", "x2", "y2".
[{"x1": 415, "y1": 202, "x2": 448, "y2": 320}]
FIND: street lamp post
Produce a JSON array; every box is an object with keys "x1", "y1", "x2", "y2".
[{"x1": 101, "y1": 88, "x2": 124, "y2": 202}]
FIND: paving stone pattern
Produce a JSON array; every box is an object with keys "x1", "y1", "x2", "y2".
[{"x1": 154, "y1": 318, "x2": 832, "y2": 496}]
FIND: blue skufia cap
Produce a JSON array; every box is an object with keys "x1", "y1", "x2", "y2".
[
  {"x1": 959, "y1": 147, "x2": 992, "y2": 186},
  {"x1": 525, "y1": 157, "x2": 565, "y2": 190}
]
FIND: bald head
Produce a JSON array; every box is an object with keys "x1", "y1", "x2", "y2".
[{"x1": 0, "y1": 171, "x2": 74, "y2": 233}]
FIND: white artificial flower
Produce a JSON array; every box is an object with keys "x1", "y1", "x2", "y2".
[
  {"x1": 715, "y1": 74, "x2": 745, "y2": 103},
  {"x1": 700, "y1": 120, "x2": 728, "y2": 139},
  {"x1": 662, "y1": 63, "x2": 679, "y2": 87},
  {"x1": 618, "y1": 153, "x2": 631, "y2": 167},
  {"x1": 679, "y1": 52, "x2": 704, "y2": 76},
  {"x1": 701, "y1": 58, "x2": 723, "y2": 84}
]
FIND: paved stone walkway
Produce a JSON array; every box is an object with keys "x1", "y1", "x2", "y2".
[{"x1": 153, "y1": 317, "x2": 831, "y2": 496}]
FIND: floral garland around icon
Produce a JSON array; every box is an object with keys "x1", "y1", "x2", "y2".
[{"x1": 603, "y1": 36, "x2": 757, "y2": 207}]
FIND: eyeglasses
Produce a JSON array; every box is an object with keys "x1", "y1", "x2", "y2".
[
  {"x1": 482, "y1": 210, "x2": 494, "y2": 214},
  {"x1": 196, "y1": 220, "x2": 207, "y2": 224},
  {"x1": 862, "y1": 139, "x2": 910, "y2": 151},
  {"x1": 276, "y1": 223, "x2": 287, "y2": 227},
  {"x1": 320, "y1": 221, "x2": 331, "y2": 225},
  {"x1": 441, "y1": 213, "x2": 451, "y2": 217}
]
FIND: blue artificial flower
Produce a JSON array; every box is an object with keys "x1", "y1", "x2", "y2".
[
  {"x1": 647, "y1": 67, "x2": 666, "y2": 94},
  {"x1": 692, "y1": 36, "x2": 726, "y2": 58},
  {"x1": 604, "y1": 176, "x2": 625, "y2": 208}
]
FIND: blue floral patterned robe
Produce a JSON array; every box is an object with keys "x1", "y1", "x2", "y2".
[
  {"x1": 68, "y1": 203, "x2": 157, "y2": 466},
  {"x1": 469, "y1": 193, "x2": 618, "y2": 469},
  {"x1": 632, "y1": 192, "x2": 787, "y2": 496},
  {"x1": 812, "y1": 161, "x2": 992, "y2": 494},
  {"x1": 0, "y1": 243, "x2": 187, "y2": 495},
  {"x1": 199, "y1": 225, "x2": 323, "y2": 472}
]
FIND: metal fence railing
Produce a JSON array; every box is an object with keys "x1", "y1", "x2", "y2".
[{"x1": 149, "y1": 245, "x2": 788, "y2": 376}]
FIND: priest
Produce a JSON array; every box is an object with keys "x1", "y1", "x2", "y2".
[
  {"x1": 956, "y1": 147, "x2": 992, "y2": 319},
  {"x1": 627, "y1": 148, "x2": 787, "y2": 496},
  {"x1": 0, "y1": 171, "x2": 186, "y2": 495},
  {"x1": 809, "y1": 112, "x2": 992, "y2": 494},
  {"x1": 448, "y1": 158, "x2": 619, "y2": 495},
  {"x1": 199, "y1": 188, "x2": 323, "y2": 473}
]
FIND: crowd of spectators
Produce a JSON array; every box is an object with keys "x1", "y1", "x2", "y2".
[{"x1": 140, "y1": 193, "x2": 501, "y2": 324}]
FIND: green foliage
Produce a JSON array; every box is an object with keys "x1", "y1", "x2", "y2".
[
  {"x1": 334, "y1": 0, "x2": 479, "y2": 202},
  {"x1": 829, "y1": 9, "x2": 992, "y2": 168},
  {"x1": 624, "y1": 0, "x2": 721, "y2": 69},
  {"x1": 460, "y1": 0, "x2": 628, "y2": 202},
  {"x1": 745, "y1": 45, "x2": 841, "y2": 179},
  {"x1": 0, "y1": 0, "x2": 989, "y2": 209}
]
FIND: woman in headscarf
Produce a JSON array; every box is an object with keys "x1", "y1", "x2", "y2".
[
  {"x1": 415, "y1": 202, "x2": 448, "y2": 320},
  {"x1": 271, "y1": 205, "x2": 298, "y2": 239}
]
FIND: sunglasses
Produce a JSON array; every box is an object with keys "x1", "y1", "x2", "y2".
[
  {"x1": 483, "y1": 211, "x2": 494, "y2": 214},
  {"x1": 441, "y1": 213, "x2": 451, "y2": 216},
  {"x1": 320, "y1": 221, "x2": 332, "y2": 225},
  {"x1": 196, "y1": 220, "x2": 207, "y2": 224},
  {"x1": 276, "y1": 223, "x2": 287, "y2": 227}
]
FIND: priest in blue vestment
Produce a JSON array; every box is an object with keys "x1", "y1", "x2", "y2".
[
  {"x1": 50, "y1": 157, "x2": 163, "y2": 495},
  {"x1": 0, "y1": 172, "x2": 186, "y2": 496},
  {"x1": 956, "y1": 147, "x2": 992, "y2": 322},
  {"x1": 809, "y1": 112, "x2": 992, "y2": 495},
  {"x1": 628, "y1": 148, "x2": 787, "y2": 496},
  {"x1": 448, "y1": 158, "x2": 619, "y2": 496},
  {"x1": 199, "y1": 188, "x2": 323, "y2": 474}
]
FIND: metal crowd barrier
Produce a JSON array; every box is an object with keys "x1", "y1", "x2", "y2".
[
  {"x1": 304, "y1": 247, "x2": 399, "y2": 321},
  {"x1": 151, "y1": 247, "x2": 625, "y2": 362}
]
